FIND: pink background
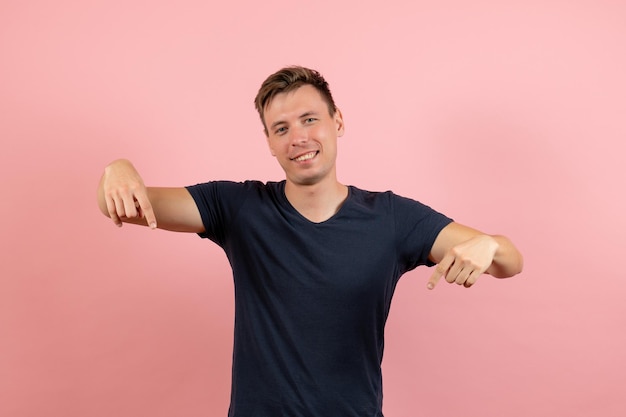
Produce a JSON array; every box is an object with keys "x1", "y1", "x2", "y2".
[{"x1": 1, "y1": 1, "x2": 625, "y2": 416}]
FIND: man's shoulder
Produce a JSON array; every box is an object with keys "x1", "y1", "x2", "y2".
[
  {"x1": 187, "y1": 179, "x2": 284, "y2": 193},
  {"x1": 347, "y1": 185, "x2": 444, "y2": 216},
  {"x1": 348, "y1": 185, "x2": 404, "y2": 205}
]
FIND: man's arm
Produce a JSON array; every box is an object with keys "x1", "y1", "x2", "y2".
[
  {"x1": 97, "y1": 159, "x2": 204, "y2": 233},
  {"x1": 427, "y1": 222, "x2": 523, "y2": 289}
]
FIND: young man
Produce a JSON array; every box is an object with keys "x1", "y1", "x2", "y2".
[{"x1": 98, "y1": 66, "x2": 523, "y2": 416}]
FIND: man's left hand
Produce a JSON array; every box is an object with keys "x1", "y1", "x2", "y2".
[{"x1": 427, "y1": 235, "x2": 499, "y2": 289}]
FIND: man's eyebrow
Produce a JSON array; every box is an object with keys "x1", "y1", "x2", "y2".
[
  {"x1": 299, "y1": 111, "x2": 319, "y2": 119},
  {"x1": 270, "y1": 120, "x2": 286, "y2": 130}
]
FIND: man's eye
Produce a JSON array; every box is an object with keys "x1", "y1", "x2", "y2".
[
  {"x1": 275, "y1": 127, "x2": 287, "y2": 135},
  {"x1": 305, "y1": 118, "x2": 316, "y2": 123}
]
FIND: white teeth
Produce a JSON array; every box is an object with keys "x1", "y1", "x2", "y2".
[{"x1": 294, "y1": 151, "x2": 316, "y2": 162}]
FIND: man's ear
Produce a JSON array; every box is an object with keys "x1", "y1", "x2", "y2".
[{"x1": 335, "y1": 108, "x2": 345, "y2": 137}]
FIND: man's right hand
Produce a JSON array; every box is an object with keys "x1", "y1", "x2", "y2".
[{"x1": 98, "y1": 159, "x2": 157, "y2": 229}]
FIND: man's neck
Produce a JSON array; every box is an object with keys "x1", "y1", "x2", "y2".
[{"x1": 284, "y1": 178, "x2": 348, "y2": 223}]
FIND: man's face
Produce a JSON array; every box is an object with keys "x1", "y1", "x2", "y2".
[{"x1": 263, "y1": 84, "x2": 344, "y2": 187}]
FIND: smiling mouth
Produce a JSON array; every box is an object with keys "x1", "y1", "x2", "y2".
[{"x1": 291, "y1": 151, "x2": 318, "y2": 162}]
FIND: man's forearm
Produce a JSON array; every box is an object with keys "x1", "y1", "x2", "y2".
[{"x1": 486, "y1": 235, "x2": 524, "y2": 278}]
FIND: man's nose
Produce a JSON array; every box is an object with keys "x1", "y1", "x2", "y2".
[{"x1": 289, "y1": 125, "x2": 308, "y2": 145}]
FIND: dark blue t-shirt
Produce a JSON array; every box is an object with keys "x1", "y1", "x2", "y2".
[{"x1": 186, "y1": 180, "x2": 452, "y2": 417}]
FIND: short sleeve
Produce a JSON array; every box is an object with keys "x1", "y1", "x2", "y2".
[
  {"x1": 392, "y1": 194, "x2": 453, "y2": 271},
  {"x1": 185, "y1": 181, "x2": 252, "y2": 246}
]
